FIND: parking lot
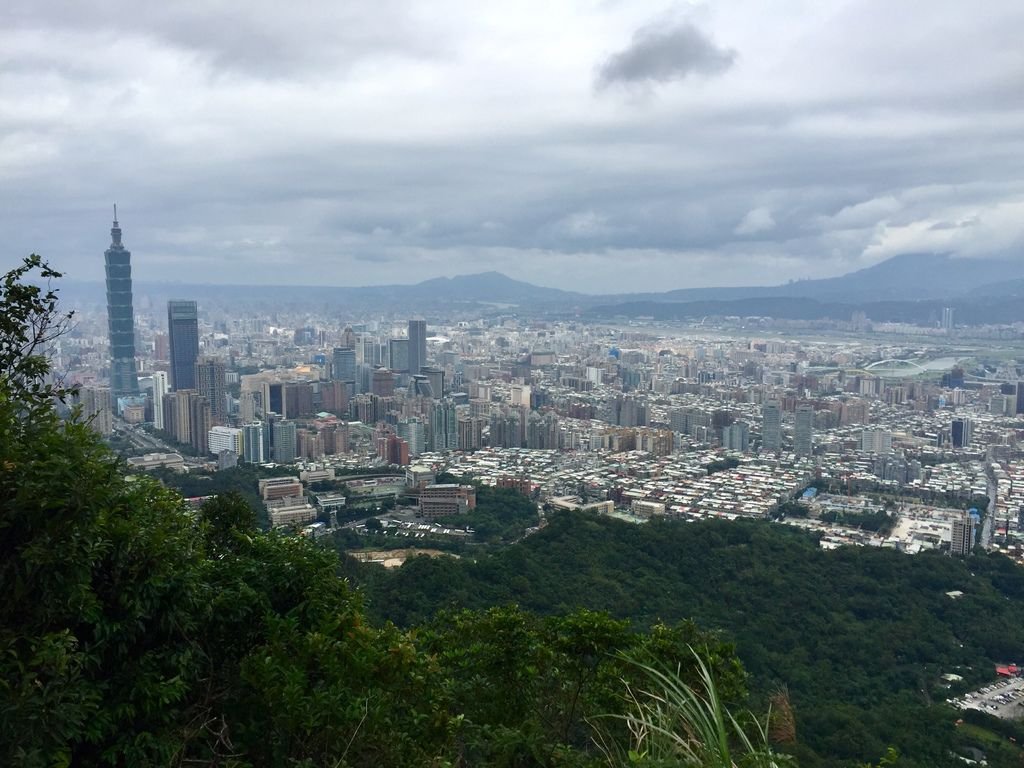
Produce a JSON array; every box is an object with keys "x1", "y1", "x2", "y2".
[{"x1": 950, "y1": 677, "x2": 1024, "y2": 719}]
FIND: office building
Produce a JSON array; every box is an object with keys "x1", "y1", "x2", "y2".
[
  {"x1": 408, "y1": 319, "x2": 427, "y2": 378},
  {"x1": 195, "y1": 358, "x2": 227, "y2": 425},
  {"x1": 761, "y1": 401, "x2": 782, "y2": 451},
  {"x1": 273, "y1": 421, "x2": 297, "y2": 463},
  {"x1": 167, "y1": 301, "x2": 199, "y2": 390},
  {"x1": 430, "y1": 399, "x2": 458, "y2": 451},
  {"x1": 332, "y1": 347, "x2": 356, "y2": 384},
  {"x1": 388, "y1": 338, "x2": 409, "y2": 373},
  {"x1": 420, "y1": 366, "x2": 445, "y2": 399},
  {"x1": 794, "y1": 403, "x2": 814, "y2": 457},
  {"x1": 950, "y1": 512, "x2": 976, "y2": 557},
  {"x1": 103, "y1": 208, "x2": 139, "y2": 395},
  {"x1": 242, "y1": 422, "x2": 265, "y2": 463},
  {"x1": 951, "y1": 417, "x2": 973, "y2": 449},
  {"x1": 151, "y1": 371, "x2": 169, "y2": 430}
]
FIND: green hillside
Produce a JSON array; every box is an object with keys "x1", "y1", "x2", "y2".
[{"x1": 354, "y1": 511, "x2": 1024, "y2": 767}]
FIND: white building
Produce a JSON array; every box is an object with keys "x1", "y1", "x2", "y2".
[
  {"x1": 152, "y1": 371, "x2": 169, "y2": 430},
  {"x1": 861, "y1": 428, "x2": 893, "y2": 455},
  {"x1": 208, "y1": 426, "x2": 243, "y2": 456}
]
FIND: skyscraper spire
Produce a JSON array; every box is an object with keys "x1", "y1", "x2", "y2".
[{"x1": 110, "y1": 203, "x2": 123, "y2": 248}]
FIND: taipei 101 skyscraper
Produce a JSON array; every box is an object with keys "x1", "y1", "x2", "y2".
[{"x1": 105, "y1": 205, "x2": 139, "y2": 395}]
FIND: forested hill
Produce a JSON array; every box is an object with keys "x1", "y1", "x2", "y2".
[{"x1": 353, "y1": 511, "x2": 1024, "y2": 767}]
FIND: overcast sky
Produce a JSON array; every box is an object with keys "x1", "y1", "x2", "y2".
[{"x1": 3, "y1": 0, "x2": 1023, "y2": 293}]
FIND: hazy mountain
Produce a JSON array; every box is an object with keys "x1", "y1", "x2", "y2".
[
  {"x1": 56, "y1": 253, "x2": 1024, "y2": 315},
  {"x1": 405, "y1": 271, "x2": 582, "y2": 303},
  {"x1": 599, "y1": 254, "x2": 1024, "y2": 305},
  {"x1": 58, "y1": 269, "x2": 584, "y2": 314}
]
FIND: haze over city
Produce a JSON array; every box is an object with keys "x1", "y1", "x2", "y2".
[{"x1": 4, "y1": 0, "x2": 1024, "y2": 291}]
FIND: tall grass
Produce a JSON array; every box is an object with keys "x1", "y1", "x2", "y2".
[{"x1": 593, "y1": 649, "x2": 795, "y2": 768}]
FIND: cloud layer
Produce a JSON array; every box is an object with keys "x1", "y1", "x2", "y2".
[{"x1": 2, "y1": 0, "x2": 1023, "y2": 292}]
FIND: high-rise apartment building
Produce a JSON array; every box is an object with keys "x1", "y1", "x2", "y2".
[
  {"x1": 163, "y1": 390, "x2": 193, "y2": 444},
  {"x1": 458, "y1": 416, "x2": 484, "y2": 451},
  {"x1": 104, "y1": 208, "x2": 139, "y2": 395},
  {"x1": 761, "y1": 401, "x2": 782, "y2": 451},
  {"x1": 167, "y1": 301, "x2": 199, "y2": 390},
  {"x1": 794, "y1": 403, "x2": 814, "y2": 457},
  {"x1": 151, "y1": 371, "x2": 169, "y2": 430},
  {"x1": 429, "y1": 399, "x2": 458, "y2": 451},
  {"x1": 273, "y1": 421, "x2": 297, "y2": 463},
  {"x1": 950, "y1": 512, "x2": 976, "y2": 556},
  {"x1": 942, "y1": 307, "x2": 955, "y2": 333},
  {"x1": 860, "y1": 428, "x2": 893, "y2": 454},
  {"x1": 195, "y1": 358, "x2": 227, "y2": 425},
  {"x1": 397, "y1": 417, "x2": 425, "y2": 456},
  {"x1": 721, "y1": 422, "x2": 749, "y2": 452},
  {"x1": 153, "y1": 333, "x2": 170, "y2": 362},
  {"x1": 78, "y1": 386, "x2": 114, "y2": 437},
  {"x1": 407, "y1": 319, "x2": 427, "y2": 378},
  {"x1": 242, "y1": 422, "x2": 265, "y2": 463},
  {"x1": 189, "y1": 396, "x2": 211, "y2": 454}
]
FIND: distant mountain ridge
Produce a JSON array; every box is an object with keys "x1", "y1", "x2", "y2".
[
  {"x1": 57, "y1": 253, "x2": 1024, "y2": 314},
  {"x1": 599, "y1": 254, "x2": 1024, "y2": 305}
]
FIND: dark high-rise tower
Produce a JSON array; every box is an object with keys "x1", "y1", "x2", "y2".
[
  {"x1": 104, "y1": 206, "x2": 139, "y2": 395},
  {"x1": 408, "y1": 319, "x2": 427, "y2": 377},
  {"x1": 167, "y1": 300, "x2": 199, "y2": 390}
]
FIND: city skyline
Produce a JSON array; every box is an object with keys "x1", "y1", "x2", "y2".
[{"x1": 3, "y1": 1, "x2": 1023, "y2": 292}]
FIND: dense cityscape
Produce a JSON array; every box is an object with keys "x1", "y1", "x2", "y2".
[
  {"x1": 66, "y1": 213, "x2": 1024, "y2": 569},
  {"x1": 7, "y1": 1, "x2": 1024, "y2": 764}
]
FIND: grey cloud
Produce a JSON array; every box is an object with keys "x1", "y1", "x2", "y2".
[
  {"x1": 2, "y1": 0, "x2": 441, "y2": 77},
  {"x1": 596, "y1": 19, "x2": 735, "y2": 90}
]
